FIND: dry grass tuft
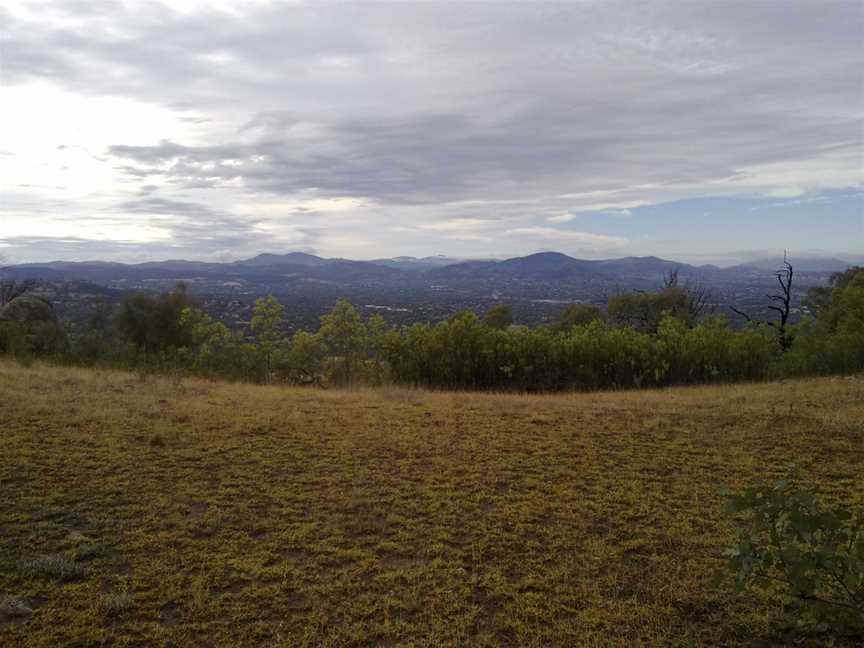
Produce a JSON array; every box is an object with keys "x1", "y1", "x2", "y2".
[
  {"x1": 99, "y1": 591, "x2": 133, "y2": 618},
  {"x1": 21, "y1": 554, "x2": 88, "y2": 583}
]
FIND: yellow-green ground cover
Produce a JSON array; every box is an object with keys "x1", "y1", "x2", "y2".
[{"x1": 1, "y1": 361, "x2": 862, "y2": 647}]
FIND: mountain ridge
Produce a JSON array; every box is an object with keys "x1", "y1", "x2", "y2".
[
  {"x1": 4, "y1": 251, "x2": 853, "y2": 295},
  {"x1": 7, "y1": 250, "x2": 856, "y2": 273}
]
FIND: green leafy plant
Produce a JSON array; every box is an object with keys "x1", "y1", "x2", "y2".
[{"x1": 724, "y1": 469, "x2": 864, "y2": 634}]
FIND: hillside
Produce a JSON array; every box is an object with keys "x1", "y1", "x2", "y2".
[{"x1": 1, "y1": 362, "x2": 862, "y2": 646}]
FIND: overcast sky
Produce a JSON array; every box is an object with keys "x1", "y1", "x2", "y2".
[{"x1": 1, "y1": 0, "x2": 862, "y2": 265}]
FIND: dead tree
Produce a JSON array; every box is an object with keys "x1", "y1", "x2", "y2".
[
  {"x1": 663, "y1": 269, "x2": 680, "y2": 290},
  {"x1": 730, "y1": 252, "x2": 794, "y2": 351},
  {"x1": 663, "y1": 268, "x2": 716, "y2": 322},
  {"x1": 767, "y1": 256, "x2": 794, "y2": 350}
]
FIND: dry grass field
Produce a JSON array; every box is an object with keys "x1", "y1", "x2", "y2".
[{"x1": 1, "y1": 361, "x2": 862, "y2": 647}]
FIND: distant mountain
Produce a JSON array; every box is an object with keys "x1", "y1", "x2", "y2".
[
  {"x1": 428, "y1": 252, "x2": 708, "y2": 283},
  {"x1": 8, "y1": 259, "x2": 229, "y2": 283},
  {"x1": 235, "y1": 252, "x2": 327, "y2": 267},
  {"x1": 4, "y1": 252, "x2": 410, "y2": 289},
  {"x1": 5, "y1": 251, "x2": 837, "y2": 300},
  {"x1": 595, "y1": 255, "x2": 693, "y2": 273},
  {"x1": 302, "y1": 259, "x2": 409, "y2": 283},
  {"x1": 369, "y1": 255, "x2": 465, "y2": 271},
  {"x1": 739, "y1": 256, "x2": 858, "y2": 273},
  {"x1": 499, "y1": 252, "x2": 599, "y2": 278}
]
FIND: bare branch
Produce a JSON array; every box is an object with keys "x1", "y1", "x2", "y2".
[
  {"x1": 729, "y1": 305, "x2": 753, "y2": 322},
  {"x1": 729, "y1": 252, "x2": 795, "y2": 351}
]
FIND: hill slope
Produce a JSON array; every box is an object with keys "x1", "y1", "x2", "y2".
[{"x1": 1, "y1": 362, "x2": 862, "y2": 646}]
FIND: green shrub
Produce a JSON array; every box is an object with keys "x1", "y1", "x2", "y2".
[
  {"x1": 4, "y1": 270, "x2": 862, "y2": 392},
  {"x1": 724, "y1": 470, "x2": 864, "y2": 634}
]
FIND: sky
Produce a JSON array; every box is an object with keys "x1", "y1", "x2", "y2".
[{"x1": 1, "y1": 0, "x2": 862, "y2": 266}]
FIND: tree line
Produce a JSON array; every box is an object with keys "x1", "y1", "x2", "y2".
[{"x1": 1, "y1": 265, "x2": 862, "y2": 391}]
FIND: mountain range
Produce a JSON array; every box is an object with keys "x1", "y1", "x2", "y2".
[
  {"x1": 5, "y1": 251, "x2": 853, "y2": 290},
  {"x1": 6, "y1": 251, "x2": 857, "y2": 332}
]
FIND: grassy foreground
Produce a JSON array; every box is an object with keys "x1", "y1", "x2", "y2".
[{"x1": 1, "y1": 362, "x2": 862, "y2": 647}]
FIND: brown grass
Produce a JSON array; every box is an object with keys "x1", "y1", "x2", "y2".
[{"x1": 1, "y1": 361, "x2": 862, "y2": 646}]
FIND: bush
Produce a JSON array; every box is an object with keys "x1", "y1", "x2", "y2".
[
  {"x1": 3, "y1": 270, "x2": 862, "y2": 392},
  {"x1": 724, "y1": 470, "x2": 864, "y2": 635}
]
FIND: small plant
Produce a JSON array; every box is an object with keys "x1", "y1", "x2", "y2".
[
  {"x1": 22, "y1": 554, "x2": 88, "y2": 582},
  {"x1": 724, "y1": 469, "x2": 864, "y2": 634},
  {"x1": 99, "y1": 591, "x2": 133, "y2": 618}
]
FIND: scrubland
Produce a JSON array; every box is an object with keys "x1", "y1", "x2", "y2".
[{"x1": 1, "y1": 361, "x2": 862, "y2": 646}]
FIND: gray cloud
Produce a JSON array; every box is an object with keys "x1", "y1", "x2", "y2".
[
  {"x1": 2, "y1": 1, "x2": 862, "y2": 260},
  {"x1": 112, "y1": 197, "x2": 274, "y2": 249},
  {"x1": 0, "y1": 235, "x2": 189, "y2": 264},
  {"x1": 2, "y1": 195, "x2": 310, "y2": 263},
  {"x1": 74, "y1": 1, "x2": 860, "y2": 208}
]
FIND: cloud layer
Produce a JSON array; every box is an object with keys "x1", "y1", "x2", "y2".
[{"x1": 1, "y1": 0, "x2": 862, "y2": 263}]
